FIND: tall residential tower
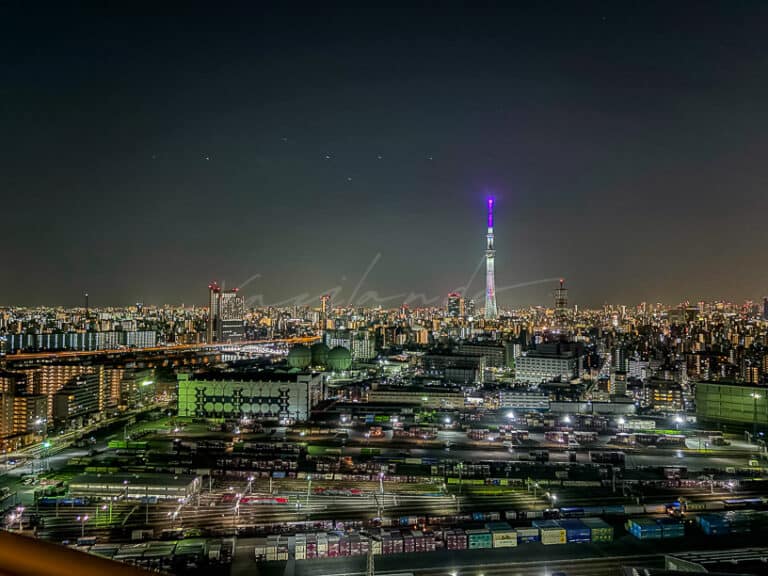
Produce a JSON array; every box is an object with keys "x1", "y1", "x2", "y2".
[
  {"x1": 554, "y1": 278, "x2": 569, "y2": 329},
  {"x1": 484, "y1": 197, "x2": 498, "y2": 320}
]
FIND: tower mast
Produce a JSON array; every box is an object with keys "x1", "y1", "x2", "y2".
[{"x1": 484, "y1": 197, "x2": 498, "y2": 320}]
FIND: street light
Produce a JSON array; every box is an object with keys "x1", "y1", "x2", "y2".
[
  {"x1": 562, "y1": 415, "x2": 571, "y2": 424},
  {"x1": 505, "y1": 411, "x2": 515, "y2": 420},
  {"x1": 13, "y1": 506, "x2": 24, "y2": 531},
  {"x1": 751, "y1": 393, "x2": 762, "y2": 440},
  {"x1": 76, "y1": 515, "x2": 89, "y2": 538},
  {"x1": 545, "y1": 492, "x2": 557, "y2": 507}
]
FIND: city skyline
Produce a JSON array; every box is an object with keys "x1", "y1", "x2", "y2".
[{"x1": 3, "y1": 3, "x2": 768, "y2": 306}]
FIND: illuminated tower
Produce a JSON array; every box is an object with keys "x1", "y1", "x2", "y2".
[
  {"x1": 554, "y1": 278, "x2": 569, "y2": 329},
  {"x1": 484, "y1": 197, "x2": 498, "y2": 320}
]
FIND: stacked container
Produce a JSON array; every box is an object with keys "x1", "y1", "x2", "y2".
[
  {"x1": 656, "y1": 518, "x2": 684, "y2": 539},
  {"x1": 265, "y1": 536, "x2": 281, "y2": 561},
  {"x1": 532, "y1": 520, "x2": 566, "y2": 545},
  {"x1": 370, "y1": 538, "x2": 382, "y2": 555},
  {"x1": 555, "y1": 519, "x2": 591, "y2": 543},
  {"x1": 516, "y1": 527, "x2": 541, "y2": 544},
  {"x1": 294, "y1": 535, "x2": 306, "y2": 560},
  {"x1": 410, "y1": 531, "x2": 426, "y2": 553},
  {"x1": 317, "y1": 533, "x2": 328, "y2": 558},
  {"x1": 581, "y1": 517, "x2": 613, "y2": 542},
  {"x1": 305, "y1": 534, "x2": 317, "y2": 559},
  {"x1": 698, "y1": 514, "x2": 730, "y2": 535},
  {"x1": 327, "y1": 533, "x2": 340, "y2": 557},
  {"x1": 465, "y1": 529, "x2": 493, "y2": 549},
  {"x1": 444, "y1": 529, "x2": 468, "y2": 550},
  {"x1": 627, "y1": 518, "x2": 662, "y2": 540},
  {"x1": 253, "y1": 539, "x2": 267, "y2": 561}
]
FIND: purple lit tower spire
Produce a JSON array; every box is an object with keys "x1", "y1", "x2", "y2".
[{"x1": 484, "y1": 197, "x2": 498, "y2": 320}]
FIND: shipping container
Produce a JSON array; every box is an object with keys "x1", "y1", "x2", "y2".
[
  {"x1": 540, "y1": 528, "x2": 566, "y2": 545},
  {"x1": 555, "y1": 519, "x2": 591, "y2": 543},
  {"x1": 466, "y1": 529, "x2": 492, "y2": 549},
  {"x1": 516, "y1": 527, "x2": 541, "y2": 544},
  {"x1": 697, "y1": 514, "x2": 731, "y2": 536},
  {"x1": 491, "y1": 530, "x2": 517, "y2": 548},
  {"x1": 627, "y1": 518, "x2": 662, "y2": 540},
  {"x1": 581, "y1": 517, "x2": 613, "y2": 542}
]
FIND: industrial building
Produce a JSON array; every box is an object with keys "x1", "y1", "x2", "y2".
[
  {"x1": 68, "y1": 473, "x2": 200, "y2": 501},
  {"x1": 457, "y1": 341, "x2": 512, "y2": 369},
  {"x1": 695, "y1": 381, "x2": 768, "y2": 429},
  {"x1": 498, "y1": 389, "x2": 549, "y2": 411},
  {"x1": 367, "y1": 385, "x2": 464, "y2": 409},
  {"x1": 422, "y1": 352, "x2": 485, "y2": 384},
  {"x1": 177, "y1": 370, "x2": 323, "y2": 422}
]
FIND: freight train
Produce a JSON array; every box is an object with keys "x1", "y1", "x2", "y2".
[
  {"x1": 665, "y1": 497, "x2": 768, "y2": 516},
  {"x1": 373, "y1": 497, "x2": 768, "y2": 528}
]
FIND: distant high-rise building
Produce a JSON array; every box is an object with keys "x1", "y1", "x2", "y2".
[
  {"x1": 484, "y1": 197, "x2": 498, "y2": 320},
  {"x1": 217, "y1": 289, "x2": 245, "y2": 342},
  {"x1": 554, "y1": 279, "x2": 569, "y2": 329},
  {"x1": 207, "y1": 282, "x2": 221, "y2": 343},
  {"x1": 206, "y1": 283, "x2": 245, "y2": 343},
  {"x1": 466, "y1": 298, "x2": 476, "y2": 319},
  {"x1": 320, "y1": 294, "x2": 331, "y2": 331},
  {"x1": 447, "y1": 292, "x2": 463, "y2": 319},
  {"x1": 763, "y1": 297, "x2": 768, "y2": 321}
]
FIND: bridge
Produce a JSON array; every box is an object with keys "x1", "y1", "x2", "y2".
[{"x1": 0, "y1": 336, "x2": 320, "y2": 363}]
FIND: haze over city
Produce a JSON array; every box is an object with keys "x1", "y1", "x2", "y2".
[{"x1": 3, "y1": 2, "x2": 768, "y2": 307}]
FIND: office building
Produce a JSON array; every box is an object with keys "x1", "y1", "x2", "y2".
[{"x1": 515, "y1": 342, "x2": 583, "y2": 384}]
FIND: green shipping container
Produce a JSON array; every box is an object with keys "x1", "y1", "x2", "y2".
[
  {"x1": 581, "y1": 517, "x2": 614, "y2": 542},
  {"x1": 466, "y1": 529, "x2": 492, "y2": 549}
]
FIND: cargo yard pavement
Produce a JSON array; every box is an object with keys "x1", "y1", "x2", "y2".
[{"x1": 237, "y1": 532, "x2": 768, "y2": 576}]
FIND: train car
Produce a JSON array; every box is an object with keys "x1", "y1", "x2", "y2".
[
  {"x1": 724, "y1": 498, "x2": 765, "y2": 509},
  {"x1": 590, "y1": 451, "x2": 625, "y2": 465},
  {"x1": 239, "y1": 496, "x2": 289, "y2": 505}
]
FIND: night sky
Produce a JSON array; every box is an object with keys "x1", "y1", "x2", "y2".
[{"x1": 3, "y1": 2, "x2": 768, "y2": 308}]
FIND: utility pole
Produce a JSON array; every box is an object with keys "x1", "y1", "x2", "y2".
[{"x1": 366, "y1": 535, "x2": 375, "y2": 576}]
